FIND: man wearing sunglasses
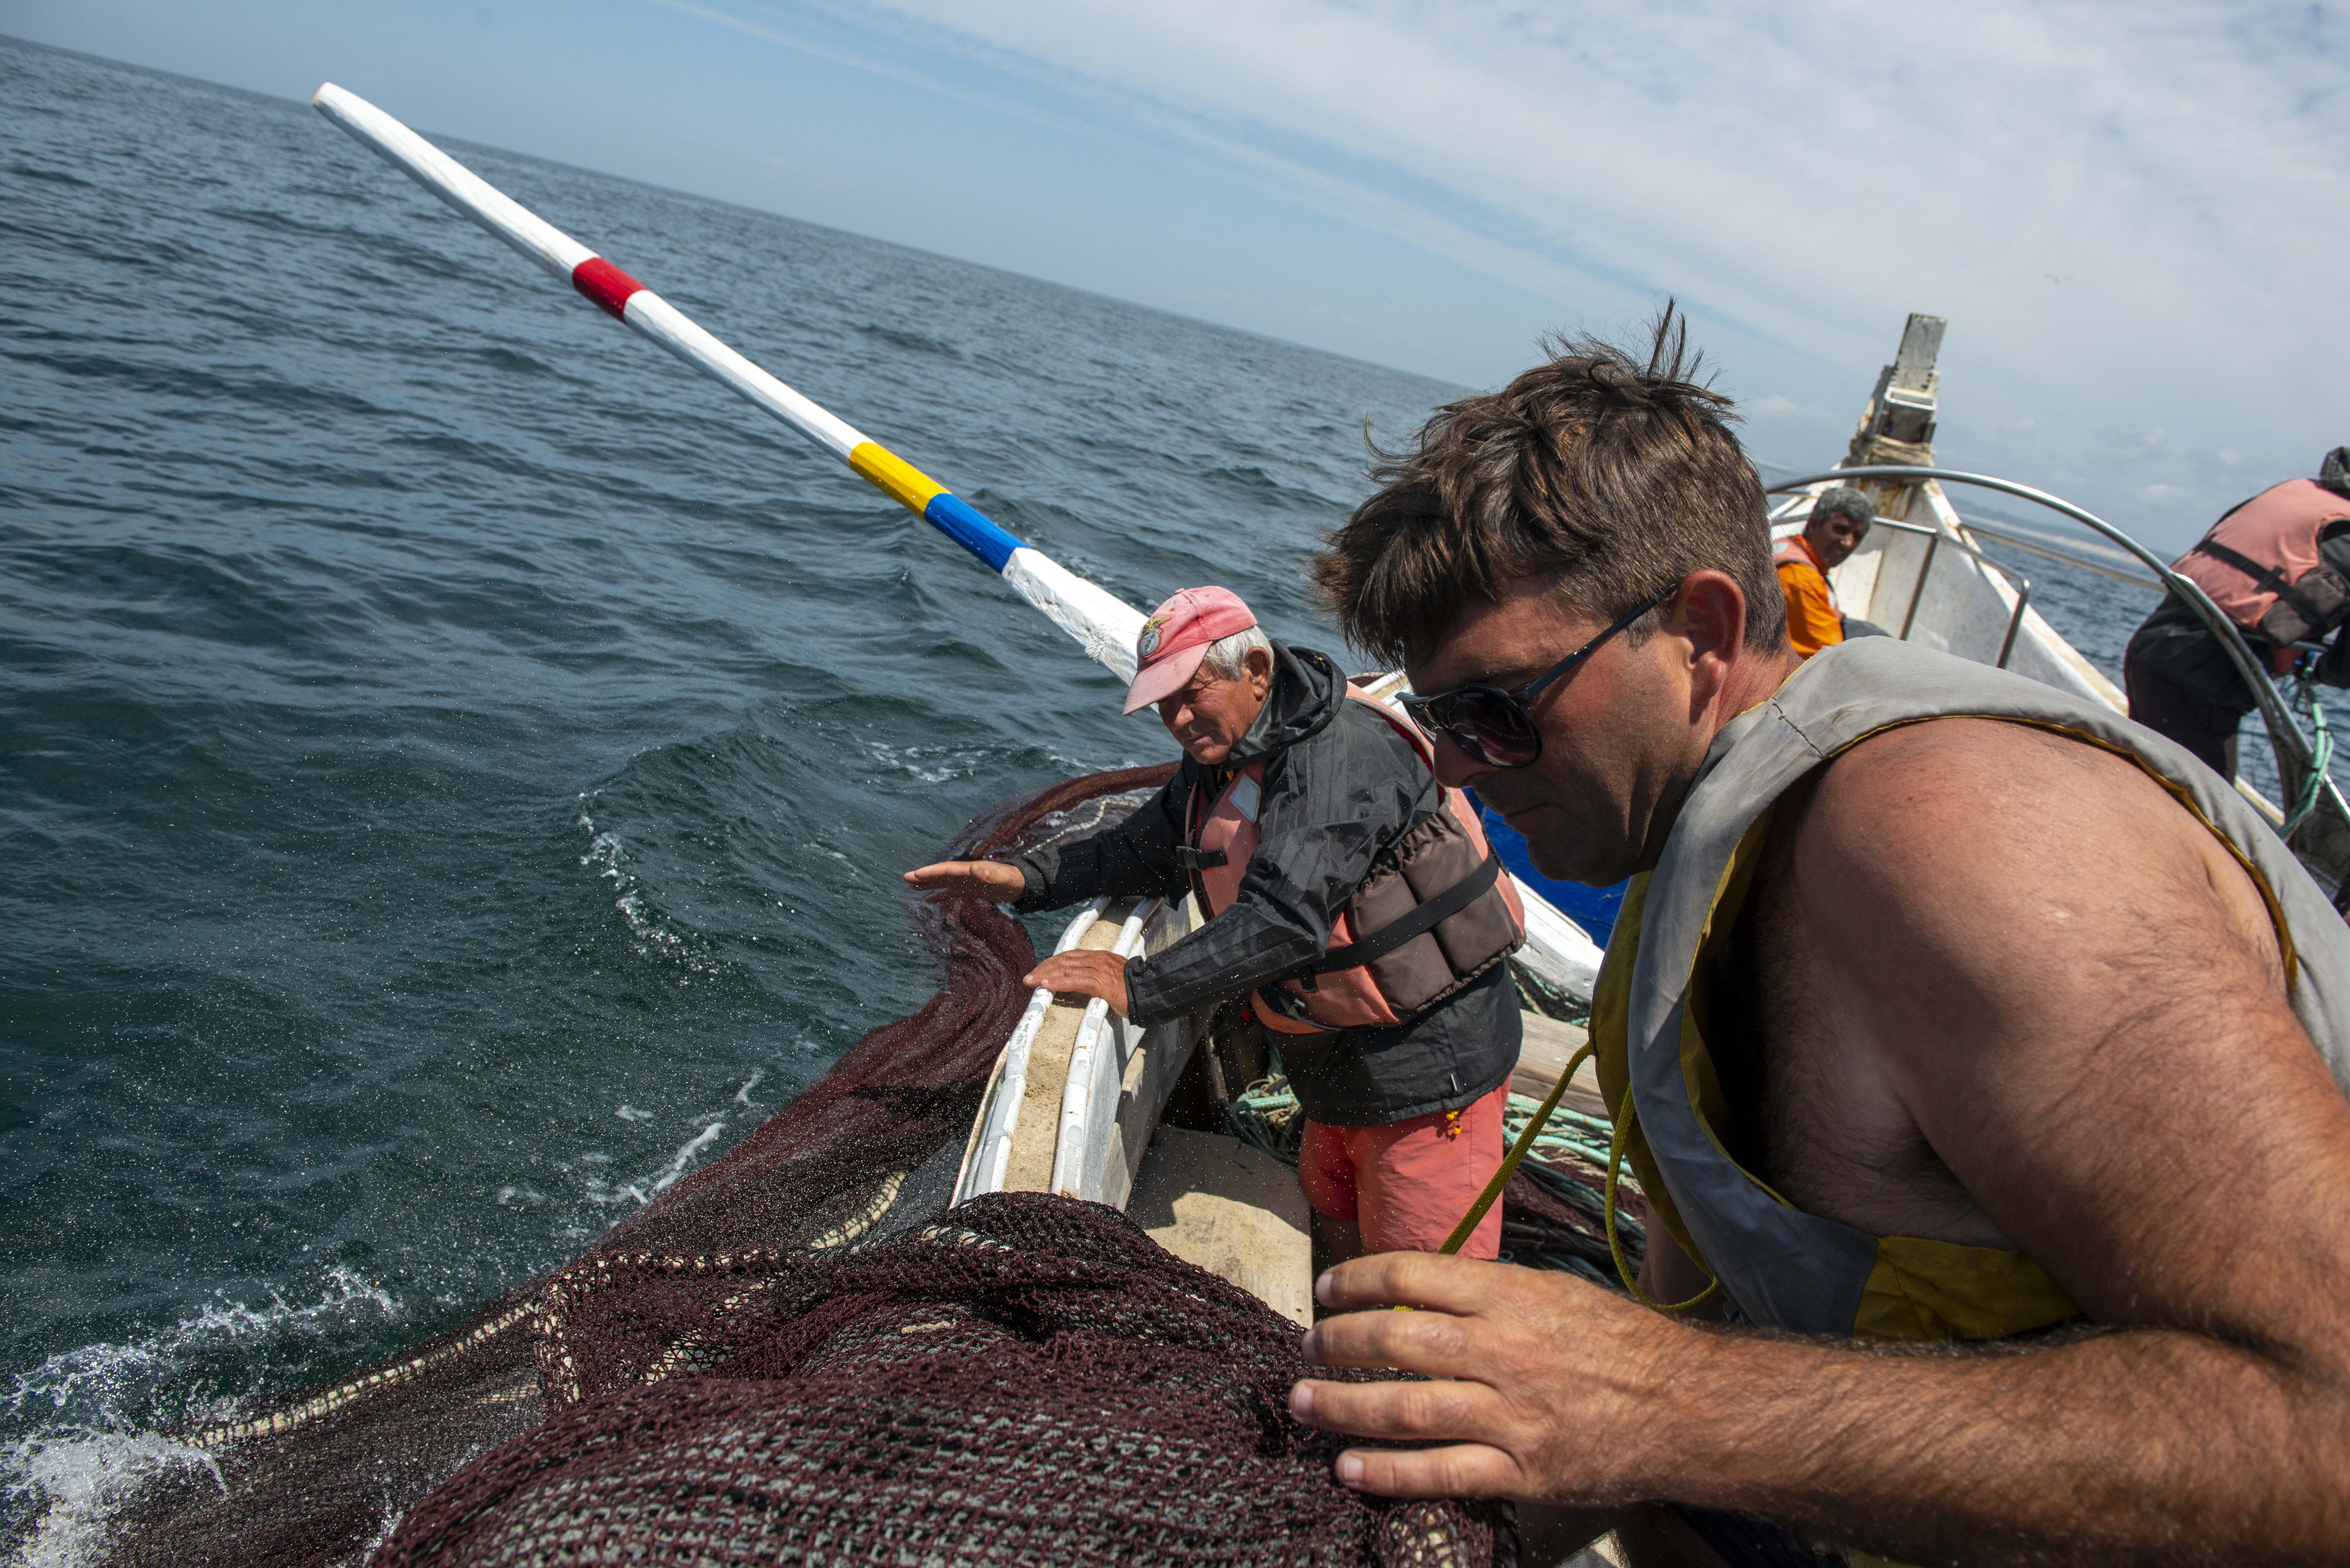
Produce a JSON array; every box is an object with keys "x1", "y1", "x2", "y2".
[
  {"x1": 906, "y1": 585, "x2": 1527, "y2": 1261},
  {"x1": 1288, "y1": 315, "x2": 2350, "y2": 1567}
]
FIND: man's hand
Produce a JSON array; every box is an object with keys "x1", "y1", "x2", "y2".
[
  {"x1": 1023, "y1": 950, "x2": 1131, "y2": 1016},
  {"x1": 903, "y1": 860, "x2": 1027, "y2": 904},
  {"x1": 1289, "y1": 1252, "x2": 1688, "y2": 1506}
]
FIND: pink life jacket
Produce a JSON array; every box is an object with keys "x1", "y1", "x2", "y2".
[
  {"x1": 2172, "y1": 479, "x2": 2350, "y2": 674},
  {"x1": 1184, "y1": 686, "x2": 1526, "y2": 1036},
  {"x1": 1772, "y1": 533, "x2": 1840, "y2": 614}
]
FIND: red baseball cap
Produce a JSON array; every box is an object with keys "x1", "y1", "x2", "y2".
[{"x1": 1123, "y1": 586, "x2": 1259, "y2": 714}]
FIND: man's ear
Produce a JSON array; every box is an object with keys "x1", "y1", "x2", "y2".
[
  {"x1": 1671, "y1": 570, "x2": 1749, "y2": 696},
  {"x1": 1246, "y1": 645, "x2": 1275, "y2": 691}
]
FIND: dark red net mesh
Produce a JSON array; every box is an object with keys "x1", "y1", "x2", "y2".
[
  {"x1": 88, "y1": 766, "x2": 1513, "y2": 1567},
  {"x1": 385, "y1": 1194, "x2": 1504, "y2": 1566}
]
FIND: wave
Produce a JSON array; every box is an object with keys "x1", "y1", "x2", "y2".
[{"x1": 1, "y1": 1268, "x2": 404, "y2": 1564}]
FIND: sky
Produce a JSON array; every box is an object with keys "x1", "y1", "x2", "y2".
[{"x1": 5, "y1": 0, "x2": 2344, "y2": 549}]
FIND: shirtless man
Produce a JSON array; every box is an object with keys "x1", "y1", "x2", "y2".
[{"x1": 1288, "y1": 316, "x2": 2350, "y2": 1566}]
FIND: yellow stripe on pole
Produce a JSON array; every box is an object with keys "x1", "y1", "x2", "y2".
[{"x1": 849, "y1": 441, "x2": 948, "y2": 516}]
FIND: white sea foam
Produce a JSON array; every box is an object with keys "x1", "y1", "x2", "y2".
[
  {"x1": 650, "y1": 1123, "x2": 725, "y2": 1195},
  {"x1": 574, "y1": 803, "x2": 721, "y2": 973},
  {"x1": 578, "y1": 1110, "x2": 734, "y2": 1211},
  {"x1": 358, "y1": 1494, "x2": 406, "y2": 1564},
  {"x1": 10, "y1": 1078, "x2": 770, "y2": 1555},
  {"x1": 1, "y1": 1268, "x2": 403, "y2": 1563},
  {"x1": 858, "y1": 740, "x2": 988, "y2": 784},
  {"x1": 8, "y1": 1431, "x2": 222, "y2": 1568}
]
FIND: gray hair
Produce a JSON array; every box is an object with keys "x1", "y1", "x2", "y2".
[
  {"x1": 1810, "y1": 485, "x2": 1875, "y2": 530},
  {"x1": 1198, "y1": 624, "x2": 1273, "y2": 680}
]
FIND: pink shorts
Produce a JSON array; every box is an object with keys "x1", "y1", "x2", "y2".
[{"x1": 1297, "y1": 1083, "x2": 1508, "y2": 1259}]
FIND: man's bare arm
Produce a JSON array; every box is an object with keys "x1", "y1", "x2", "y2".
[{"x1": 1293, "y1": 719, "x2": 2350, "y2": 1565}]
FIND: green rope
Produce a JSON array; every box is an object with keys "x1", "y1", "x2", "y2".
[
  {"x1": 1512, "y1": 964, "x2": 1591, "y2": 1027},
  {"x1": 2282, "y1": 657, "x2": 2336, "y2": 837},
  {"x1": 1224, "y1": 1073, "x2": 1305, "y2": 1166}
]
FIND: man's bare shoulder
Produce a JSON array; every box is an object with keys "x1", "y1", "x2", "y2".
[
  {"x1": 1797, "y1": 717, "x2": 2225, "y2": 886},
  {"x1": 1815, "y1": 713, "x2": 2152, "y2": 812},
  {"x1": 1775, "y1": 714, "x2": 2285, "y2": 1005},
  {"x1": 1758, "y1": 716, "x2": 2349, "y2": 1355}
]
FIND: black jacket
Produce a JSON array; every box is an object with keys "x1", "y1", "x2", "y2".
[{"x1": 1009, "y1": 640, "x2": 1519, "y2": 1126}]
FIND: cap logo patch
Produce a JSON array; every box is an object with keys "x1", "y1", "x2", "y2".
[{"x1": 1137, "y1": 614, "x2": 1167, "y2": 659}]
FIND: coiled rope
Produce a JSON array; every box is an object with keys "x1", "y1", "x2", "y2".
[{"x1": 2282, "y1": 657, "x2": 2337, "y2": 837}]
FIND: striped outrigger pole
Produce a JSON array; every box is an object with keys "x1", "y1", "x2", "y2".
[{"x1": 312, "y1": 84, "x2": 1144, "y2": 682}]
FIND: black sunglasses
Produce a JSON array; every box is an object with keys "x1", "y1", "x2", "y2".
[{"x1": 1399, "y1": 589, "x2": 1672, "y2": 770}]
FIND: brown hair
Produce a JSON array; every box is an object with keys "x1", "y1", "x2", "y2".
[{"x1": 1313, "y1": 306, "x2": 1782, "y2": 665}]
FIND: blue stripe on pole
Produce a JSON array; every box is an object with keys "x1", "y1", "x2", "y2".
[{"x1": 923, "y1": 491, "x2": 1025, "y2": 574}]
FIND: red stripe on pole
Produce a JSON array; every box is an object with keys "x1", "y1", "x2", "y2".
[{"x1": 570, "y1": 257, "x2": 643, "y2": 320}]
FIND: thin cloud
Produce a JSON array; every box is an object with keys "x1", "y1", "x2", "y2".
[
  {"x1": 819, "y1": 0, "x2": 2346, "y2": 531},
  {"x1": 845, "y1": 1, "x2": 2339, "y2": 377},
  {"x1": 656, "y1": 0, "x2": 1630, "y2": 314}
]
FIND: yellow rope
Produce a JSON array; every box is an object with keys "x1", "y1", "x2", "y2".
[
  {"x1": 1436, "y1": 1042, "x2": 1595, "y2": 1255},
  {"x1": 1605, "y1": 1079, "x2": 1719, "y2": 1312}
]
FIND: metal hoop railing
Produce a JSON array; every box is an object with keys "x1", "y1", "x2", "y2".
[{"x1": 1769, "y1": 467, "x2": 2350, "y2": 887}]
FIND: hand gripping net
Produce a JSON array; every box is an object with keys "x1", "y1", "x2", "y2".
[{"x1": 88, "y1": 767, "x2": 1513, "y2": 1567}]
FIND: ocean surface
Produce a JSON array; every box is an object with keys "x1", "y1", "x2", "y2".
[{"x1": 2, "y1": 33, "x2": 2340, "y2": 1557}]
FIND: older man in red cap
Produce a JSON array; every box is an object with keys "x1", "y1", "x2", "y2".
[{"x1": 908, "y1": 587, "x2": 1526, "y2": 1259}]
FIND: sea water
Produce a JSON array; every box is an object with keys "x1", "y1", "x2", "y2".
[{"x1": 1, "y1": 32, "x2": 2339, "y2": 1556}]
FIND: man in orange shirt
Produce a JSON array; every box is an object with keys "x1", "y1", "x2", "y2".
[{"x1": 1775, "y1": 485, "x2": 1872, "y2": 656}]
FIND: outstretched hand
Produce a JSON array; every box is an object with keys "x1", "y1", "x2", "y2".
[
  {"x1": 903, "y1": 860, "x2": 1027, "y2": 904},
  {"x1": 1287, "y1": 1251, "x2": 1692, "y2": 1507},
  {"x1": 1022, "y1": 950, "x2": 1131, "y2": 1017}
]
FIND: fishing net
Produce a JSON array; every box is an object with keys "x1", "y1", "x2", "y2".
[
  {"x1": 378, "y1": 1193, "x2": 1507, "y2": 1567},
  {"x1": 82, "y1": 765, "x2": 1515, "y2": 1567}
]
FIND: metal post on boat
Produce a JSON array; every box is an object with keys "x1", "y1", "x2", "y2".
[
  {"x1": 1996, "y1": 582, "x2": 2031, "y2": 671},
  {"x1": 1809, "y1": 501, "x2": 2033, "y2": 666},
  {"x1": 1844, "y1": 314, "x2": 1946, "y2": 524},
  {"x1": 1897, "y1": 533, "x2": 1942, "y2": 641},
  {"x1": 1808, "y1": 466, "x2": 2310, "y2": 750}
]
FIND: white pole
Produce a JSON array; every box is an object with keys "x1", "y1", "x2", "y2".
[
  {"x1": 310, "y1": 84, "x2": 1605, "y2": 1015},
  {"x1": 312, "y1": 82, "x2": 1141, "y2": 679}
]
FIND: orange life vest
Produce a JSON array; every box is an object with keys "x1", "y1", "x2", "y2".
[
  {"x1": 2171, "y1": 479, "x2": 2350, "y2": 674},
  {"x1": 1773, "y1": 533, "x2": 1840, "y2": 613},
  {"x1": 1183, "y1": 687, "x2": 1526, "y2": 1036}
]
